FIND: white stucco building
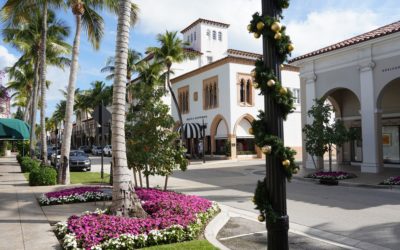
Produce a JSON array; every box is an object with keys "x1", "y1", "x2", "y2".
[
  {"x1": 167, "y1": 19, "x2": 302, "y2": 160},
  {"x1": 290, "y1": 21, "x2": 400, "y2": 173}
]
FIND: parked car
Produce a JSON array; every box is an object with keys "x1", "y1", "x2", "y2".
[
  {"x1": 103, "y1": 145, "x2": 112, "y2": 156},
  {"x1": 50, "y1": 149, "x2": 61, "y2": 167},
  {"x1": 93, "y1": 146, "x2": 103, "y2": 156},
  {"x1": 69, "y1": 150, "x2": 91, "y2": 171},
  {"x1": 78, "y1": 145, "x2": 91, "y2": 154},
  {"x1": 91, "y1": 145, "x2": 99, "y2": 155}
]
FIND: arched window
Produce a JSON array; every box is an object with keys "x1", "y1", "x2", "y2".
[
  {"x1": 218, "y1": 32, "x2": 222, "y2": 41},
  {"x1": 203, "y1": 77, "x2": 218, "y2": 110},
  {"x1": 246, "y1": 80, "x2": 251, "y2": 103},
  {"x1": 212, "y1": 30, "x2": 217, "y2": 40},
  {"x1": 240, "y1": 79, "x2": 245, "y2": 102},
  {"x1": 213, "y1": 82, "x2": 218, "y2": 107}
]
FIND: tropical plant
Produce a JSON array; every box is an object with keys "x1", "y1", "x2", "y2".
[
  {"x1": 60, "y1": 0, "x2": 138, "y2": 185},
  {"x1": 146, "y1": 31, "x2": 198, "y2": 146},
  {"x1": 126, "y1": 61, "x2": 187, "y2": 190},
  {"x1": 110, "y1": 0, "x2": 145, "y2": 217},
  {"x1": 303, "y1": 98, "x2": 352, "y2": 171},
  {"x1": 101, "y1": 49, "x2": 142, "y2": 82}
]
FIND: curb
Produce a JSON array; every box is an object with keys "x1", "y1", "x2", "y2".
[
  {"x1": 206, "y1": 204, "x2": 391, "y2": 250},
  {"x1": 292, "y1": 176, "x2": 400, "y2": 190}
]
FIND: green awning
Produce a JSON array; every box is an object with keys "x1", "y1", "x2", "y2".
[{"x1": 0, "y1": 118, "x2": 30, "y2": 140}]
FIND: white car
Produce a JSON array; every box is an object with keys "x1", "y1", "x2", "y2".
[{"x1": 103, "y1": 145, "x2": 112, "y2": 156}]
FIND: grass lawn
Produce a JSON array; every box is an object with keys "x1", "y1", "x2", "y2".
[
  {"x1": 141, "y1": 240, "x2": 219, "y2": 250},
  {"x1": 24, "y1": 172, "x2": 110, "y2": 184}
]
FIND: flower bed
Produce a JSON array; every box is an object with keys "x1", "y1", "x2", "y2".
[
  {"x1": 305, "y1": 171, "x2": 357, "y2": 180},
  {"x1": 380, "y1": 176, "x2": 400, "y2": 185},
  {"x1": 55, "y1": 188, "x2": 219, "y2": 249},
  {"x1": 39, "y1": 186, "x2": 111, "y2": 206}
]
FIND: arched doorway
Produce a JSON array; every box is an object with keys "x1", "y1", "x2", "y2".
[
  {"x1": 377, "y1": 77, "x2": 400, "y2": 165},
  {"x1": 210, "y1": 115, "x2": 229, "y2": 156},
  {"x1": 322, "y1": 88, "x2": 361, "y2": 164},
  {"x1": 234, "y1": 114, "x2": 257, "y2": 157}
]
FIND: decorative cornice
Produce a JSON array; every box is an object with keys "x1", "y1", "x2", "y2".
[{"x1": 358, "y1": 61, "x2": 376, "y2": 72}]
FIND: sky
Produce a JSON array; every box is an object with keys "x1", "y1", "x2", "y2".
[{"x1": 0, "y1": 0, "x2": 399, "y2": 118}]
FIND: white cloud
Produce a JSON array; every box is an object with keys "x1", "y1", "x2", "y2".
[
  {"x1": 134, "y1": 0, "x2": 262, "y2": 52},
  {"x1": 46, "y1": 66, "x2": 69, "y2": 117},
  {"x1": 0, "y1": 45, "x2": 18, "y2": 77},
  {"x1": 286, "y1": 10, "x2": 379, "y2": 57}
]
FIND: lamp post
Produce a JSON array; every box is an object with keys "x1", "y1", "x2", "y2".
[{"x1": 262, "y1": 0, "x2": 289, "y2": 249}]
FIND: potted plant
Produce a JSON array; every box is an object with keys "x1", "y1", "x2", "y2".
[{"x1": 5, "y1": 141, "x2": 12, "y2": 156}]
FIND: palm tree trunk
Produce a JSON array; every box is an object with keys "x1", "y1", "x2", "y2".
[
  {"x1": 29, "y1": 58, "x2": 40, "y2": 158},
  {"x1": 60, "y1": 14, "x2": 82, "y2": 185},
  {"x1": 167, "y1": 69, "x2": 185, "y2": 146},
  {"x1": 111, "y1": 0, "x2": 146, "y2": 218},
  {"x1": 24, "y1": 96, "x2": 32, "y2": 122},
  {"x1": 40, "y1": 1, "x2": 48, "y2": 165}
]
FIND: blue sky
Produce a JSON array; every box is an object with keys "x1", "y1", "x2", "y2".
[{"x1": 0, "y1": 0, "x2": 399, "y2": 117}]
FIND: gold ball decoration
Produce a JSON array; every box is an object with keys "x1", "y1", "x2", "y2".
[
  {"x1": 261, "y1": 145, "x2": 272, "y2": 155},
  {"x1": 253, "y1": 82, "x2": 259, "y2": 88},
  {"x1": 280, "y1": 64, "x2": 285, "y2": 69},
  {"x1": 282, "y1": 159, "x2": 291, "y2": 167},
  {"x1": 251, "y1": 70, "x2": 256, "y2": 78},
  {"x1": 293, "y1": 168, "x2": 299, "y2": 174},
  {"x1": 254, "y1": 32, "x2": 261, "y2": 39},
  {"x1": 258, "y1": 214, "x2": 265, "y2": 222},
  {"x1": 270, "y1": 22, "x2": 282, "y2": 32},
  {"x1": 256, "y1": 21, "x2": 265, "y2": 31},
  {"x1": 248, "y1": 128, "x2": 254, "y2": 135},
  {"x1": 287, "y1": 43, "x2": 294, "y2": 52},
  {"x1": 279, "y1": 87, "x2": 288, "y2": 95},
  {"x1": 274, "y1": 32, "x2": 282, "y2": 40},
  {"x1": 267, "y1": 79, "x2": 275, "y2": 87},
  {"x1": 247, "y1": 24, "x2": 252, "y2": 32},
  {"x1": 252, "y1": 196, "x2": 256, "y2": 203}
]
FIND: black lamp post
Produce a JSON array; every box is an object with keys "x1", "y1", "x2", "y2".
[{"x1": 262, "y1": 0, "x2": 289, "y2": 249}]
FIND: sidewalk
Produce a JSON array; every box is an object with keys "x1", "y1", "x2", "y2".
[{"x1": 0, "y1": 156, "x2": 60, "y2": 250}]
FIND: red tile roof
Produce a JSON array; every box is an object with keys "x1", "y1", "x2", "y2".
[
  {"x1": 290, "y1": 20, "x2": 400, "y2": 63},
  {"x1": 181, "y1": 18, "x2": 230, "y2": 33}
]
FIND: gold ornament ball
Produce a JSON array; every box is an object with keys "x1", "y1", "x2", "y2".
[
  {"x1": 248, "y1": 128, "x2": 254, "y2": 135},
  {"x1": 287, "y1": 43, "x2": 294, "y2": 52},
  {"x1": 254, "y1": 32, "x2": 261, "y2": 39},
  {"x1": 282, "y1": 159, "x2": 291, "y2": 167},
  {"x1": 258, "y1": 214, "x2": 265, "y2": 222},
  {"x1": 293, "y1": 168, "x2": 299, "y2": 174},
  {"x1": 274, "y1": 32, "x2": 282, "y2": 40},
  {"x1": 267, "y1": 79, "x2": 275, "y2": 87},
  {"x1": 271, "y1": 22, "x2": 282, "y2": 32},
  {"x1": 253, "y1": 82, "x2": 259, "y2": 88},
  {"x1": 280, "y1": 87, "x2": 288, "y2": 95},
  {"x1": 256, "y1": 21, "x2": 265, "y2": 31},
  {"x1": 247, "y1": 24, "x2": 252, "y2": 32},
  {"x1": 251, "y1": 70, "x2": 256, "y2": 78},
  {"x1": 262, "y1": 145, "x2": 272, "y2": 154},
  {"x1": 280, "y1": 64, "x2": 285, "y2": 69},
  {"x1": 252, "y1": 196, "x2": 256, "y2": 203}
]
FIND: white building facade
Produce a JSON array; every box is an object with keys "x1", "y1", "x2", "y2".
[
  {"x1": 291, "y1": 21, "x2": 400, "y2": 173},
  {"x1": 169, "y1": 19, "x2": 302, "y2": 160}
]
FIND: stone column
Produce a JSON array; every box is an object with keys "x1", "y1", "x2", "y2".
[
  {"x1": 359, "y1": 61, "x2": 383, "y2": 173},
  {"x1": 229, "y1": 134, "x2": 237, "y2": 159}
]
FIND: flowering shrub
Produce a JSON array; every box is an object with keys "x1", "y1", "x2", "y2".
[
  {"x1": 305, "y1": 171, "x2": 357, "y2": 180},
  {"x1": 54, "y1": 188, "x2": 219, "y2": 249},
  {"x1": 39, "y1": 186, "x2": 111, "y2": 206},
  {"x1": 381, "y1": 176, "x2": 400, "y2": 185}
]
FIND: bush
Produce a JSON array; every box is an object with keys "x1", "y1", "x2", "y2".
[
  {"x1": 15, "y1": 141, "x2": 29, "y2": 156},
  {"x1": 29, "y1": 166, "x2": 57, "y2": 186},
  {"x1": 20, "y1": 157, "x2": 40, "y2": 173},
  {"x1": 16, "y1": 154, "x2": 22, "y2": 164}
]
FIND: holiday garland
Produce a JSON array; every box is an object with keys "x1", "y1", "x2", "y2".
[{"x1": 248, "y1": 0, "x2": 299, "y2": 223}]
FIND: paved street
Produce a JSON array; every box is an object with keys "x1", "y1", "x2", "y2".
[
  {"x1": 89, "y1": 155, "x2": 112, "y2": 173},
  {"x1": 148, "y1": 160, "x2": 400, "y2": 249}
]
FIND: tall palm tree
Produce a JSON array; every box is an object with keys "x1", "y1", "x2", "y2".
[
  {"x1": 2, "y1": 9, "x2": 70, "y2": 160},
  {"x1": 146, "y1": 31, "x2": 198, "y2": 146},
  {"x1": 60, "y1": 0, "x2": 139, "y2": 185},
  {"x1": 110, "y1": 0, "x2": 146, "y2": 217},
  {"x1": 101, "y1": 49, "x2": 142, "y2": 81}
]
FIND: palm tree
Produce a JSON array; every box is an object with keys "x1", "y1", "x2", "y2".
[
  {"x1": 110, "y1": 0, "x2": 146, "y2": 217},
  {"x1": 101, "y1": 49, "x2": 142, "y2": 81},
  {"x1": 60, "y1": 0, "x2": 139, "y2": 185},
  {"x1": 2, "y1": 9, "x2": 70, "y2": 161},
  {"x1": 146, "y1": 31, "x2": 198, "y2": 146}
]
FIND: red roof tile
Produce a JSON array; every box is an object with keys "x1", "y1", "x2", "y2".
[
  {"x1": 181, "y1": 18, "x2": 230, "y2": 33},
  {"x1": 290, "y1": 20, "x2": 400, "y2": 63}
]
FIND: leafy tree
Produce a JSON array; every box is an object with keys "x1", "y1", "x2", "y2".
[
  {"x1": 14, "y1": 107, "x2": 24, "y2": 120},
  {"x1": 126, "y1": 61, "x2": 187, "y2": 190},
  {"x1": 303, "y1": 98, "x2": 352, "y2": 172}
]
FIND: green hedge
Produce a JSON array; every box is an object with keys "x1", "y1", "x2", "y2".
[
  {"x1": 29, "y1": 166, "x2": 57, "y2": 186},
  {"x1": 20, "y1": 157, "x2": 40, "y2": 173}
]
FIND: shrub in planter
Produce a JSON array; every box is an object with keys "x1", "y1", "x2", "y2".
[
  {"x1": 29, "y1": 166, "x2": 57, "y2": 186},
  {"x1": 20, "y1": 157, "x2": 40, "y2": 173},
  {"x1": 16, "y1": 154, "x2": 22, "y2": 164}
]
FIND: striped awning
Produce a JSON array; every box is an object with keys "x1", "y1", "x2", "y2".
[{"x1": 176, "y1": 123, "x2": 203, "y2": 139}]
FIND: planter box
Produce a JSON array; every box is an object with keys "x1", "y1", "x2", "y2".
[
  {"x1": 319, "y1": 179, "x2": 338, "y2": 185},
  {"x1": 5, "y1": 150, "x2": 11, "y2": 157}
]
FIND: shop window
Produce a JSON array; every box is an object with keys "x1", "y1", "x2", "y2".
[{"x1": 178, "y1": 86, "x2": 189, "y2": 114}]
